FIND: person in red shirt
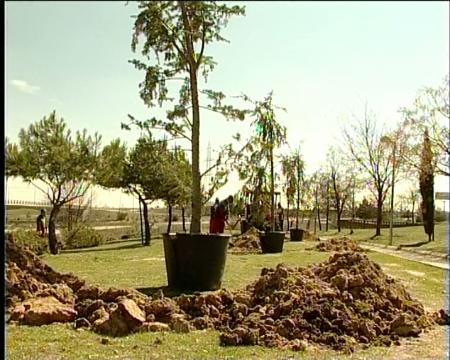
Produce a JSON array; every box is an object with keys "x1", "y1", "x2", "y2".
[{"x1": 210, "y1": 195, "x2": 233, "y2": 233}]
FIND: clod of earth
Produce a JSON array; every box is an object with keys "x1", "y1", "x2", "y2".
[
  {"x1": 310, "y1": 236, "x2": 363, "y2": 253},
  {"x1": 228, "y1": 227, "x2": 262, "y2": 254},
  {"x1": 5, "y1": 233, "x2": 447, "y2": 353}
]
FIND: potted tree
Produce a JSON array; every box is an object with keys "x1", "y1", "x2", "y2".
[
  {"x1": 128, "y1": 2, "x2": 246, "y2": 290},
  {"x1": 236, "y1": 92, "x2": 287, "y2": 253},
  {"x1": 289, "y1": 149, "x2": 305, "y2": 241}
]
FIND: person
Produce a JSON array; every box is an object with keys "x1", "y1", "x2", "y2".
[
  {"x1": 36, "y1": 209, "x2": 47, "y2": 237},
  {"x1": 277, "y1": 203, "x2": 284, "y2": 231},
  {"x1": 209, "y1": 198, "x2": 220, "y2": 233},
  {"x1": 211, "y1": 195, "x2": 233, "y2": 234}
]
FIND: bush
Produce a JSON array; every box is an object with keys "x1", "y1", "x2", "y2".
[
  {"x1": 172, "y1": 214, "x2": 179, "y2": 222},
  {"x1": 434, "y1": 210, "x2": 448, "y2": 222},
  {"x1": 10, "y1": 229, "x2": 48, "y2": 255},
  {"x1": 116, "y1": 212, "x2": 128, "y2": 221},
  {"x1": 62, "y1": 225, "x2": 106, "y2": 249}
]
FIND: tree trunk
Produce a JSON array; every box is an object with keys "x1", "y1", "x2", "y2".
[
  {"x1": 167, "y1": 205, "x2": 172, "y2": 234},
  {"x1": 269, "y1": 145, "x2": 275, "y2": 232},
  {"x1": 325, "y1": 181, "x2": 330, "y2": 232},
  {"x1": 180, "y1": 1, "x2": 201, "y2": 234},
  {"x1": 286, "y1": 200, "x2": 290, "y2": 231},
  {"x1": 411, "y1": 199, "x2": 415, "y2": 225},
  {"x1": 138, "y1": 196, "x2": 144, "y2": 245},
  {"x1": 350, "y1": 183, "x2": 355, "y2": 234},
  {"x1": 142, "y1": 200, "x2": 151, "y2": 246},
  {"x1": 337, "y1": 208, "x2": 343, "y2": 233},
  {"x1": 315, "y1": 185, "x2": 321, "y2": 231},
  {"x1": 48, "y1": 205, "x2": 61, "y2": 255},
  {"x1": 375, "y1": 189, "x2": 383, "y2": 237},
  {"x1": 182, "y1": 207, "x2": 186, "y2": 232}
]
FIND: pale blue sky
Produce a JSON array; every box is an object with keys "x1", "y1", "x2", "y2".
[{"x1": 5, "y1": 1, "x2": 449, "y2": 207}]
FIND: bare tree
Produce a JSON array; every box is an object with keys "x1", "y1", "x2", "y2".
[
  {"x1": 326, "y1": 147, "x2": 353, "y2": 232},
  {"x1": 343, "y1": 106, "x2": 393, "y2": 237},
  {"x1": 400, "y1": 75, "x2": 449, "y2": 177}
]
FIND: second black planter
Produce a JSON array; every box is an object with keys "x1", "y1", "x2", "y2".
[
  {"x1": 259, "y1": 231, "x2": 285, "y2": 253},
  {"x1": 290, "y1": 228, "x2": 304, "y2": 242}
]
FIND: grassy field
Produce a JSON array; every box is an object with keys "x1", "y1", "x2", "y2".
[
  {"x1": 316, "y1": 223, "x2": 448, "y2": 254},
  {"x1": 6, "y1": 235, "x2": 448, "y2": 360}
]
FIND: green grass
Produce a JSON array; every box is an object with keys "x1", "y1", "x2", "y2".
[
  {"x1": 7, "y1": 238, "x2": 448, "y2": 359},
  {"x1": 317, "y1": 223, "x2": 448, "y2": 254}
]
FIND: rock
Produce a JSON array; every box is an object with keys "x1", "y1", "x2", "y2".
[
  {"x1": 74, "y1": 317, "x2": 91, "y2": 329},
  {"x1": 170, "y1": 314, "x2": 191, "y2": 333},
  {"x1": 117, "y1": 298, "x2": 145, "y2": 329},
  {"x1": 11, "y1": 296, "x2": 77, "y2": 326},
  {"x1": 93, "y1": 307, "x2": 130, "y2": 336},
  {"x1": 146, "y1": 322, "x2": 170, "y2": 332}
]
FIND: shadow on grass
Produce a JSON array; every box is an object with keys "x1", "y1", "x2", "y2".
[
  {"x1": 61, "y1": 241, "x2": 145, "y2": 254},
  {"x1": 136, "y1": 285, "x2": 198, "y2": 298},
  {"x1": 399, "y1": 241, "x2": 430, "y2": 248}
]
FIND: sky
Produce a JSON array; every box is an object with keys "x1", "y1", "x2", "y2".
[{"x1": 5, "y1": 1, "x2": 450, "y2": 209}]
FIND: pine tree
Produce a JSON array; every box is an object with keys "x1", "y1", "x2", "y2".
[{"x1": 419, "y1": 129, "x2": 434, "y2": 242}]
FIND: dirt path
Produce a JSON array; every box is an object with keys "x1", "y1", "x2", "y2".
[{"x1": 359, "y1": 243, "x2": 449, "y2": 270}]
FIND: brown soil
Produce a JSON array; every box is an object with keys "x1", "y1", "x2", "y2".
[
  {"x1": 6, "y1": 233, "x2": 448, "y2": 353},
  {"x1": 228, "y1": 227, "x2": 262, "y2": 254},
  {"x1": 311, "y1": 236, "x2": 363, "y2": 252}
]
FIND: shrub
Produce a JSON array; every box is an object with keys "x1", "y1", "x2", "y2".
[
  {"x1": 62, "y1": 225, "x2": 106, "y2": 249},
  {"x1": 116, "y1": 212, "x2": 128, "y2": 221},
  {"x1": 10, "y1": 229, "x2": 48, "y2": 255},
  {"x1": 434, "y1": 210, "x2": 448, "y2": 222}
]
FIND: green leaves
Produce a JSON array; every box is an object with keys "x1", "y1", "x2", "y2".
[{"x1": 6, "y1": 111, "x2": 101, "y2": 206}]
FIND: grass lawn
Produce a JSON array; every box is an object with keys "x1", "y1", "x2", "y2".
[
  {"x1": 6, "y1": 238, "x2": 448, "y2": 359},
  {"x1": 317, "y1": 223, "x2": 449, "y2": 255}
]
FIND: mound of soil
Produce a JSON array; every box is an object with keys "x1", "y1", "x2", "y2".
[
  {"x1": 228, "y1": 227, "x2": 262, "y2": 254},
  {"x1": 6, "y1": 233, "x2": 447, "y2": 353},
  {"x1": 312, "y1": 236, "x2": 363, "y2": 252}
]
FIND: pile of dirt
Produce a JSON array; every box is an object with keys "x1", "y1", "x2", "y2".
[
  {"x1": 6, "y1": 233, "x2": 447, "y2": 353},
  {"x1": 218, "y1": 251, "x2": 437, "y2": 351},
  {"x1": 228, "y1": 227, "x2": 262, "y2": 254},
  {"x1": 312, "y1": 236, "x2": 363, "y2": 252}
]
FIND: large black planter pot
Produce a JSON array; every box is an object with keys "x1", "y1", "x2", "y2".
[
  {"x1": 163, "y1": 233, "x2": 230, "y2": 291},
  {"x1": 290, "y1": 228, "x2": 304, "y2": 242},
  {"x1": 162, "y1": 233, "x2": 177, "y2": 287},
  {"x1": 259, "y1": 231, "x2": 285, "y2": 253}
]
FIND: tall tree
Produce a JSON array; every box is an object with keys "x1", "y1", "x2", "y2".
[
  {"x1": 400, "y1": 75, "x2": 449, "y2": 177},
  {"x1": 233, "y1": 92, "x2": 287, "y2": 232},
  {"x1": 343, "y1": 106, "x2": 394, "y2": 237},
  {"x1": 128, "y1": 1, "x2": 246, "y2": 233},
  {"x1": 419, "y1": 130, "x2": 435, "y2": 242},
  {"x1": 6, "y1": 111, "x2": 101, "y2": 254}
]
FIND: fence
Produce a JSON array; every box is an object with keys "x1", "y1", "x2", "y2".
[{"x1": 339, "y1": 219, "x2": 421, "y2": 229}]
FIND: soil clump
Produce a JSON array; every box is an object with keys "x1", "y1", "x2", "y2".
[
  {"x1": 311, "y1": 236, "x2": 363, "y2": 252},
  {"x1": 228, "y1": 227, "x2": 262, "y2": 254}
]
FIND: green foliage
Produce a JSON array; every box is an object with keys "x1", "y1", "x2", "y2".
[
  {"x1": 356, "y1": 198, "x2": 378, "y2": 220},
  {"x1": 434, "y1": 210, "x2": 448, "y2": 222},
  {"x1": 6, "y1": 111, "x2": 102, "y2": 254},
  {"x1": 62, "y1": 225, "x2": 106, "y2": 249},
  {"x1": 419, "y1": 129, "x2": 435, "y2": 240},
  {"x1": 116, "y1": 212, "x2": 128, "y2": 221},
  {"x1": 129, "y1": 1, "x2": 246, "y2": 233},
  {"x1": 232, "y1": 93, "x2": 287, "y2": 231},
  {"x1": 6, "y1": 111, "x2": 101, "y2": 200}
]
